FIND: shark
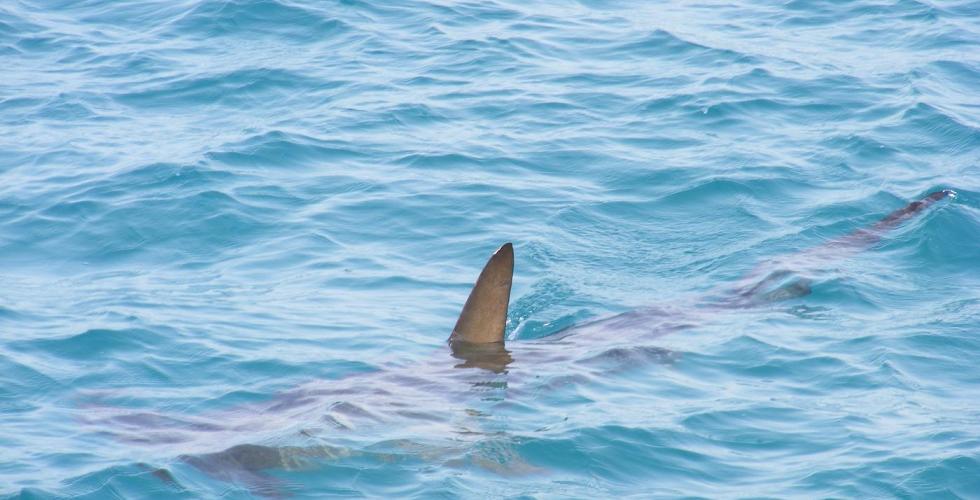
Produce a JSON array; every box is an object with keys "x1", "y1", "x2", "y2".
[{"x1": 82, "y1": 189, "x2": 954, "y2": 496}]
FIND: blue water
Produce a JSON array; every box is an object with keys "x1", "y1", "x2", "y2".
[{"x1": 2, "y1": 0, "x2": 980, "y2": 497}]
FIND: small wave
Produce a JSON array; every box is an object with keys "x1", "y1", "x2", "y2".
[
  {"x1": 7, "y1": 178, "x2": 272, "y2": 265},
  {"x1": 113, "y1": 67, "x2": 321, "y2": 109},
  {"x1": 607, "y1": 29, "x2": 758, "y2": 66},
  {"x1": 207, "y1": 130, "x2": 367, "y2": 168},
  {"x1": 0, "y1": 354, "x2": 60, "y2": 410},
  {"x1": 888, "y1": 102, "x2": 980, "y2": 154},
  {"x1": 167, "y1": 0, "x2": 351, "y2": 41},
  {"x1": 16, "y1": 328, "x2": 169, "y2": 361}
]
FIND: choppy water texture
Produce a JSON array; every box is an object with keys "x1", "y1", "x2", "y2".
[{"x1": 2, "y1": 0, "x2": 980, "y2": 497}]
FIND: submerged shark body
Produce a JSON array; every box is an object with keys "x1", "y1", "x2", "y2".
[{"x1": 84, "y1": 190, "x2": 953, "y2": 495}]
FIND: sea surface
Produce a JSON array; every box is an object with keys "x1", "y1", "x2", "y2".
[{"x1": 2, "y1": 0, "x2": 979, "y2": 498}]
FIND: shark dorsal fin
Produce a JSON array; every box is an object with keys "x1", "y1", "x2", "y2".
[{"x1": 449, "y1": 243, "x2": 513, "y2": 345}]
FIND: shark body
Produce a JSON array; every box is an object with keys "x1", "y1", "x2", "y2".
[{"x1": 85, "y1": 190, "x2": 953, "y2": 496}]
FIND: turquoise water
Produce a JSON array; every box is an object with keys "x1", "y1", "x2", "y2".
[{"x1": 2, "y1": 0, "x2": 980, "y2": 497}]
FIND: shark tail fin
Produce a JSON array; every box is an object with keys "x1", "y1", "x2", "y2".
[
  {"x1": 727, "y1": 189, "x2": 954, "y2": 307},
  {"x1": 449, "y1": 243, "x2": 513, "y2": 346},
  {"x1": 836, "y1": 189, "x2": 955, "y2": 249},
  {"x1": 869, "y1": 189, "x2": 954, "y2": 233}
]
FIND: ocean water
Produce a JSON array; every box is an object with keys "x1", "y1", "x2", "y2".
[{"x1": 2, "y1": 0, "x2": 979, "y2": 497}]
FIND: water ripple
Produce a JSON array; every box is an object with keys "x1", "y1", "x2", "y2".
[{"x1": 1, "y1": 0, "x2": 979, "y2": 497}]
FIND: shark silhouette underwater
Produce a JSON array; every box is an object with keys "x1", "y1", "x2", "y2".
[{"x1": 86, "y1": 189, "x2": 953, "y2": 496}]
